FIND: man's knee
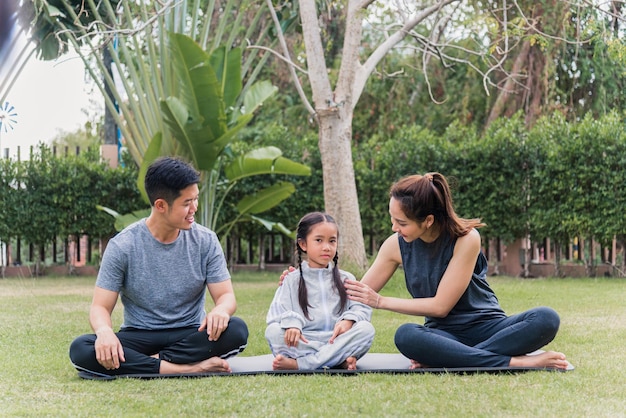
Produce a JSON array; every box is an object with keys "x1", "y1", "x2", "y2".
[
  {"x1": 68, "y1": 334, "x2": 95, "y2": 368},
  {"x1": 227, "y1": 316, "x2": 249, "y2": 345}
]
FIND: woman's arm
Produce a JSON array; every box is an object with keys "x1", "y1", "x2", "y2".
[
  {"x1": 347, "y1": 229, "x2": 481, "y2": 318},
  {"x1": 360, "y1": 234, "x2": 402, "y2": 291},
  {"x1": 344, "y1": 234, "x2": 401, "y2": 308}
]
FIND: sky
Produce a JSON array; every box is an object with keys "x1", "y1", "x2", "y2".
[{"x1": 1, "y1": 44, "x2": 98, "y2": 160}]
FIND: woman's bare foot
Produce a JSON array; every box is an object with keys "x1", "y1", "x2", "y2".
[
  {"x1": 273, "y1": 354, "x2": 298, "y2": 370},
  {"x1": 337, "y1": 356, "x2": 357, "y2": 370},
  {"x1": 409, "y1": 359, "x2": 428, "y2": 370},
  {"x1": 509, "y1": 350, "x2": 568, "y2": 370},
  {"x1": 159, "y1": 356, "x2": 231, "y2": 374}
]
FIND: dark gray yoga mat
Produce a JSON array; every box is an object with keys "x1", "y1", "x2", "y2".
[{"x1": 76, "y1": 352, "x2": 574, "y2": 380}]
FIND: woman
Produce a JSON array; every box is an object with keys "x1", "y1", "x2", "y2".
[{"x1": 344, "y1": 172, "x2": 568, "y2": 369}]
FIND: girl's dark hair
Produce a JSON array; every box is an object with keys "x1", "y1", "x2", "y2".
[
  {"x1": 390, "y1": 173, "x2": 485, "y2": 238},
  {"x1": 295, "y1": 212, "x2": 348, "y2": 320}
]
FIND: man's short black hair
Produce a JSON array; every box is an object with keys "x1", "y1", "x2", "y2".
[{"x1": 144, "y1": 157, "x2": 200, "y2": 206}]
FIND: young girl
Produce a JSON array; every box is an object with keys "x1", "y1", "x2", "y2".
[
  {"x1": 265, "y1": 212, "x2": 375, "y2": 370},
  {"x1": 345, "y1": 173, "x2": 569, "y2": 370}
]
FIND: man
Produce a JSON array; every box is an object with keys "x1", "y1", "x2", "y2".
[{"x1": 69, "y1": 157, "x2": 248, "y2": 376}]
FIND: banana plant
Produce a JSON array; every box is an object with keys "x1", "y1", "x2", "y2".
[
  {"x1": 21, "y1": 2, "x2": 306, "y2": 238},
  {"x1": 115, "y1": 33, "x2": 310, "y2": 238}
]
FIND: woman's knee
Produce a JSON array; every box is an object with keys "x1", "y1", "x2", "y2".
[
  {"x1": 394, "y1": 323, "x2": 424, "y2": 351},
  {"x1": 535, "y1": 306, "x2": 560, "y2": 334}
]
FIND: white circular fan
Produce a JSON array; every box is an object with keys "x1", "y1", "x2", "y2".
[
  {"x1": 0, "y1": 101, "x2": 17, "y2": 156},
  {"x1": 0, "y1": 101, "x2": 17, "y2": 133}
]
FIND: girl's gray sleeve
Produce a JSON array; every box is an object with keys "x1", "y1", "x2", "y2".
[
  {"x1": 272, "y1": 272, "x2": 307, "y2": 330},
  {"x1": 339, "y1": 271, "x2": 372, "y2": 322}
]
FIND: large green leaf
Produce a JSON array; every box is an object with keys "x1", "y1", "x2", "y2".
[
  {"x1": 137, "y1": 132, "x2": 163, "y2": 204},
  {"x1": 224, "y1": 146, "x2": 311, "y2": 181},
  {"x1": 210, "y1": 113, "x2": 255, "y2": 157},
  {"x1": 160, "y1": 97, "x2": 224, "y2": 171},
  {"x1": 235, "y1": 182, "x2": 295, "y2": 215},
  {"x1": 97, "y1": 206, "x2": 150, "y2": 232},
  {"x1": 210, "y1": 46, "x2": 242, "y2": 109},
  {"x1": 250, "y1": 215, "x2": 295, "y2": 239},
  {"x1": 242, "y1": 80, "x2": 279, "y2": 116},
  {"x1": 167, "y1": 33, "x2": 226, "y2": 148}
]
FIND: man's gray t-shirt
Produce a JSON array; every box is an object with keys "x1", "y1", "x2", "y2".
[{"x1": 96, "y1": 219, "x2": 230, "y2": 330}]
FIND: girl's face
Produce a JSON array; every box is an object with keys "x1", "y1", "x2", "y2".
[
  {"x1": 298, "y1": 221, "x2": 338, "y2": 268},
  {"x1": 389, "y1": 197, "x2": 435, "y2": 243}
]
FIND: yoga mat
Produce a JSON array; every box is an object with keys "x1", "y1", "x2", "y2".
[{"x1": 76, "y1": 352, "x2": 574, "y2": 380}]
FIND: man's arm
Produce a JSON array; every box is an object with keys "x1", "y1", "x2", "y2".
[
  {"x1": 90, "y1": 286, "x2": 125, "y2": 370},
  {"x1": 200, "y1": 279, "x2": 237, "y2": 341}
]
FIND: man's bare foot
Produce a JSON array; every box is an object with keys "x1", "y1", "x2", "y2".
[
  {"x1": 337, "y1": 356, "x2": 357, "y2": 370},
  {"x1": 273, "y1": 354, "x2": 298, "y2": 370},
  {"x1": 510, "y1": 350, "x2": 568, "y2": 370},
  {"x1": 159, "y1": 356, "x2": 232, "y2": 374},
  {"x1": 409, "y1": 359, "x2": 428, "y2": 370}
]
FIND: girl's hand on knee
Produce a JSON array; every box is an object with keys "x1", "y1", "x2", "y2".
[
  {"x1": 284, "y1": 327, "x2": 307, "y2": 347},
  {"x1": 329, "y1": 320, "x2": 354, "y2": 343}
]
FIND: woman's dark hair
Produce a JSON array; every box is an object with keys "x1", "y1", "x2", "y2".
[
  {"x1": 144, "y1": 157, "x2": 200, "y2": 206},
  {"x1": 390, "y1": 172, "x2": 485, "y2": 238},
  {"x1": 295, "y1": 212, "x2": 348, "y2": 320}
]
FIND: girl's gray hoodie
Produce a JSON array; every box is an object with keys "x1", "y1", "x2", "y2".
[{"x1": 266, "y1": 261, "x2": 372, "y2": 333}]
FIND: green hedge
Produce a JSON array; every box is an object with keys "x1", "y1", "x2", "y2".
[
  {"x1": 354, "y1": 111, "x2": 626, "y2": 254},
  {"x1": 0, "y1": 145, "x2": 145, "y2": 265},
  {"x1": 1, "y1": 111, "x2": 625, "y2": 267}
]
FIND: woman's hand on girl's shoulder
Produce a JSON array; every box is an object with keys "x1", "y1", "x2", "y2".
[{"x1": 278, "y1": 266, "x2": 296, "y2": 286}]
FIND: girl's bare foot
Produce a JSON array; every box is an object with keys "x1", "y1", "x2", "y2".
[
  {"x1": 510, "y1": 350, "x2": 568, "y2": 370},
  {"x1": 409, "y1": 359, "x2": 428, "y2": 369},
  {"x1": 273, "y1": 354, "x2": 298, "y2": 370},
  {"x1": 338, "y1": 356, "x2": 357, "y2": 370},
  {"x1": 159, "y1": 356, "x2": 231, "y2": 374}
]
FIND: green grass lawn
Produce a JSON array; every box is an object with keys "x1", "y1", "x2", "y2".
[{"x1": 0, "y1": 271, "x2": 624, "y2": 417}]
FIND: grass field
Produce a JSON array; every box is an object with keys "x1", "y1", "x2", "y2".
[{"x1": 0, "y1": 271, "x2": 624, "y2": 417}]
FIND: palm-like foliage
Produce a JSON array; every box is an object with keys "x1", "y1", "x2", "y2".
[
  {"x1": 15, "y1": 0, "x2": 307, "y2": 237},
  {"x1": 156, "y1": 33, "x2": 310, "y2": 235}
]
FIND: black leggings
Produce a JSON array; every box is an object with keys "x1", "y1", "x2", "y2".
[
  {"x1": 394, "y1": 307, "x2": 560, "y2": 368},
  {"x1": 69, "y1": 317, "x2": 248, "y2": 376}
]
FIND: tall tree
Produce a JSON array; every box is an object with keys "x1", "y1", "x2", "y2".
[
  {"x1": 266, "y1": 0, "x2": 467, "y2": 267},
  {"x1": 264, "y1": 0, "x2": 625, "y2": 267}
]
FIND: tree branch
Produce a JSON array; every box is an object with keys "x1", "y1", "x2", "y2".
[
  {"x1": 245, "y1": 42, "x2": 309, "y2": 75},
  {"x1": 353, "y1": 0, "x2": 460, "y2": 105},
  {"x1": 264, "y1": 0, "x2": 316, "y2": 116}
]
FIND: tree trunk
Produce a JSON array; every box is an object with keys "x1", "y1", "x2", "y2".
[
  {"x1": 317, "y1": 106, "x2": 368, "y2": 269},
  {"x1": 299, "y1": 0, "x2": 368, "y2": 269},
  {"x1": 486, "y1": 40, "x2": 530, "y2": 127}
]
